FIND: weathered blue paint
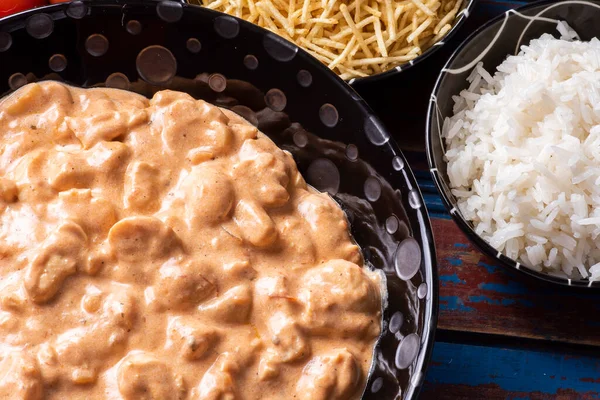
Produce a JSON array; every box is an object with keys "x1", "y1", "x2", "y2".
[
  {"x1": 419, "y1": 173, "x2": 453, "y2": 219},
  {"x1": 423, "y1": 193, "x2": 446, "y2": 210},
  {"x1": 429, "y1": 211, "x2": 452, "y2": 220},
  {"x1": 454, "y1": 243, "x2": 469, "y2": 249},
  {"x1": 439, "y1": 295, "x2": 475, "y2": 312},
  {"x1": 426, "y1": 342, "x2": 600, "y2": 395},
  {"x1": 423, "y1": 193, "x2": 452, "y2": 220},
  {"x1": 445, "y1": 257, "x2": 463, "y2": 267},
  {"x1": 478, "y1": 261, "x2": 500, "y2": 274},
  {"x1": 478, "y1": 281, "x2": 528, "y2": 296},
  {"x1": 440, "y1": 273, "x2": 466, "y2": 285}
]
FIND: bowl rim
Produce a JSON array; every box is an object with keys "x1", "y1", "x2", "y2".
[
  {"x1": 425, "y1": 0, "x2": 600, "y2": 289},
  {"x1": 1, "y1": 0, "x2": 442, "y2": 397},
  {"x1": 180, "y1": 0, "x2": 478, "y2": 84}
]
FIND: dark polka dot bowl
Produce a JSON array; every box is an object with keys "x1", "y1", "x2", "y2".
[{"x1": 0, "y1": 1, "x2": 437, "y2": 398}]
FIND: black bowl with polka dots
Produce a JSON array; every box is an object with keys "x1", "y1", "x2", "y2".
[{"x1": 0, "y1": 1, "x2": 437, "y2": 399}]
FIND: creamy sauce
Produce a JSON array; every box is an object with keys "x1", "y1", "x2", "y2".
[{"x1": 0, "y1": 82, "x2": 382, "y2": 400}]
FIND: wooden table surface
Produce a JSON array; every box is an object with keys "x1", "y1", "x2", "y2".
[{"x1": 353, "y1": 0, "x2": 600, "y2": 398}]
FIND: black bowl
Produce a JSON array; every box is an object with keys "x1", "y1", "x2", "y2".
[
  {"x1": 0, "y1": 1, "x2": 438, "y2": 398},
  {"x1": 427, "y1": 0, "x2": 600, "y2": 288}
]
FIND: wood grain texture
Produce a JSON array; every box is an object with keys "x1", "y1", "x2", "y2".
[
  {"x1": 422, "y1": 343, "x2": 600, "y2": 399},
  {"x1": 409, "y1": 159, "x2": 600, "y2": 347},
  {"x1": 432, "y1": 216, "x2": 600, "y2": 346}
]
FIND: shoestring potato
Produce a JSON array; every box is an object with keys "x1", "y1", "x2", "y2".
[{"x1": 194, "y1": 0, "x2": 465, "y2": 79}]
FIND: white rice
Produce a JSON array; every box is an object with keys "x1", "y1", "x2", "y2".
[{"x1": 442, "y1": 24, "x2": 600, "y2": 280}]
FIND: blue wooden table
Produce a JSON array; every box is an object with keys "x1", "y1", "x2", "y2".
[{"x1": 352, "y1": 0, "x2": 600, "y2": 398}]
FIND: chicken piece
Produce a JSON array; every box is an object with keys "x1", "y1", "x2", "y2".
[
  {"x1": 54, "y1": 189, "x2": 117, "y2": 241},
  {"x1": 232, "y1": 200, "x2": 277, "y2": 247},
  {"x1": 198, "y1": 284, "x2": 252, "y2": 324},
  {"x1": 84, "y1": 140, "x2": 131, "y2": 172},
  {"x1": 296, "y1": 192, "x2": 361, "y2": 264},
  {"x1": 108, "y1": 216, "x2": 182, "y2": 263},
  {"x1": 273, "y1": 216, "x2": 316, "y2": 267},
  {"x1": 42, "y1": 289, "x2": 136, "y2": 385},
  {"x1": 166, "y1": 317, "x2": 221, "y2": 361},
  {"x1": 298, "y1": 259, "x2": 381, "y2": 338},
  {"x1": 296, "y1": 349, "x2": 360, "y2": 400},
  {"x1": 258, "y1": 311, "x2": 309, "y2": 381},
  {"x1": 296, "y1": 192, "x2": 362, "y2": 264},
  {"x1": 179, "y1": 165, "x2": 235, "y2": 225},
  {"x1": 24, "y1": 221, "x2": 87, "y2": 303},
  {"x1": 124, "y1": 161, "x2": 165, "y2": 213},
  {"x1": 151, "y1": 258, "x2": 215, "y2": 311},
  {"x1": 151, "y1": 94, "x2": 232, "y2": 157},
  {"x1": 2, "y1": 83, "x2": 45, "y2": 116},
  {"x1": 117, "y1": 351, "x2": 185, "y2": 400},
  {"x1": 255, "y1": 276, "x2": 309, "y2": 380},
  {"x1": 192, "y1": 352, "x2": 239, "y2": 400},
  {"x1": 11, "y1": 149, "x2": 55, "y2": 202},
  {"x1": 0, "y1": 351, "x2": 43, "y2": 400},
  {"x1": 46, "y1": 150, "x2": 95, "y2": 191},
  {"x1": 65, "y1": 89, "x2": 148, "y2": 148},
  {"x1": 233, "y1": 138, "x2": 291, "y2": 208}
]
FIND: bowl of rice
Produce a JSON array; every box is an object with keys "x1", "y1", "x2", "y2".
[
  {"x1": 427, "y1": 0, "x2": 600, "y2": 287},
  {"x1": 187, "y1": 0, "x2": 476, "y2": 82}
]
